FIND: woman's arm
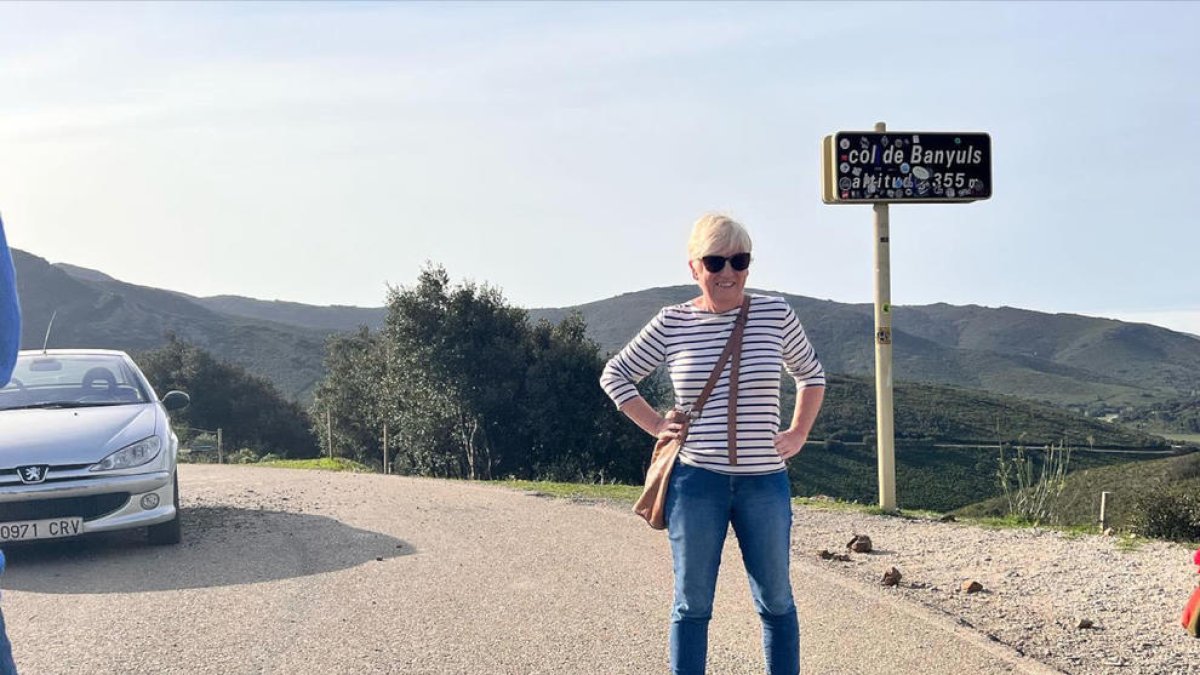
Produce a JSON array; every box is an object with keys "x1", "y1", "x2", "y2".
[
  {"x1": 599, "y1": 310, "x2": 671, "y2": 437},
  {"x1": 773, "y1": 385, "x2": 825, "y2": 460},
  {"x1": 775, "y1": 300, "x2": 827, "y2": 460},
  {"x1": 619, "y1": 396, "x2": 683, "y2": 441}
]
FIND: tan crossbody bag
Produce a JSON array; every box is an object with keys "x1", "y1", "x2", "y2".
[{"x1": 633, "y1": 296, "x2": 750, "y2": 529}]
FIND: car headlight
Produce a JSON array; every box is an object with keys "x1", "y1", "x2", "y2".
[{"x1": 90, "y1": 436, "x2": 162, "y2": 472}]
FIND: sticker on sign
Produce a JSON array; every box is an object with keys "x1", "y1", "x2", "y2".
[{"x1": 822, "y1": 132, "x2": 992, "y2": 204}]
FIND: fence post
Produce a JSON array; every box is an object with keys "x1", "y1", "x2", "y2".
[
  {"x1": 217, "y1": 428, "x2": 223, "y2": 464},
  {"x1": 1100, "y1": 491, "x2": 1111, "y2": 532}
]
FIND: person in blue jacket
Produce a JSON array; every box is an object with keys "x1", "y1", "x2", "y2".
[
  {"x1": 0, "y1": 214, "x2": 16, "y2": 385},
  {"x1": 0, "y1": 213, "x2": 21, "y2": 675},
  {"x1": 0, "y1": 547, "x2": 11, "y2": 675}
]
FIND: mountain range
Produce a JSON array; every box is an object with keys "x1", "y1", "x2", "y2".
[
  {"x1": 14, "y1": 251, "x2": 330, "y2": 399},
  {"x1": 13, "y1": 249, "x2": 1200, "y2": 411}
]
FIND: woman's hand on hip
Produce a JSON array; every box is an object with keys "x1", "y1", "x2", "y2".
[
  {"x1": 654, "y1": 415, "x2": 683, "y2": 442},
  {"x1": 773, "y1": 428, "x2": 808, "y2": 460}
]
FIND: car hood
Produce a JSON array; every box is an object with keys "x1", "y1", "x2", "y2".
[{"x1": 0, "y1": 404, "x2": 160, "y2": 467}]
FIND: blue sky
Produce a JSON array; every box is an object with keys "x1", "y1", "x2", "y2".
[{"x1": 2, "y1": 2, "x2": 1198, "y2": 332}]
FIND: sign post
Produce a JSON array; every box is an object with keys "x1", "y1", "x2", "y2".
[
  {"x1": 871, "y1": 122, "x2": 896, "y2": 512},
  {"x1": 822, "y1": 124, "x2": 992, "y2": 512}
]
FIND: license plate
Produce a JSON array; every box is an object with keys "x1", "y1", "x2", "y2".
[{"x1": 0, "y1": 517, "x2": 83, "y2": 542}]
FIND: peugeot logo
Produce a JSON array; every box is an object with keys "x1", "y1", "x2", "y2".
[{"x1": 17, "y1": 465, "x2": 49, "y2": 484}]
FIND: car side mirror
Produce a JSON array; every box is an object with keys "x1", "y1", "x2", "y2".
[{"x1": 162, "y1": 390, "x2": 190, "y2": 411}]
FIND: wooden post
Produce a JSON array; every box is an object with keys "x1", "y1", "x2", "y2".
[
  {"x1": 1100, "y1": 491, "x2": 1112, "y2": 532},
  {"x1": 217, "y1": 428, "x2": 223, "y2": 464},
  {"x1": 326, "y1": 409, "x2": 333, "y2": 460},
  {"x1": 383, "y1": 422, "x2": 389, "y2": 475}
]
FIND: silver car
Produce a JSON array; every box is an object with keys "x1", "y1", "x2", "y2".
[{"x1": 0, "y1": 349, "x2": 189, "y2": 545}]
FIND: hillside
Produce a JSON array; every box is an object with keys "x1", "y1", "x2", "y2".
[
  {"x1": 788, "y1": 373, "x2": 1173, "y2": 513},
  {"x1": 77, "y1": 275, "x2": 1198, "y2": 416},
  {"x1": 15, "y1": 250, "x2": 330, "y2": 400},
  {"x1": 786, "y1": 440, "x2": 1172, "y2": 513},
  {"x1": 1123, "y1": 394, "x2": 1200, "y2": 435},
  {"x1": 49, "y1": 261, "x2": 389, "y2": 333},
  {"x1": 807, "y1": 374, "x2": 1167, "y2": 449},
  {"x1": 954, "y1": 450, "x2": 1200, "y2": 531},
  {"x1": 193, "y1": 295, "x2": 386, "y2": 333},
  {"x1": 899, "y1": 303, "x2": 1200, "y2": 400}
]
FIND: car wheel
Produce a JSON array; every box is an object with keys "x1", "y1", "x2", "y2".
[{"x1": 147, "y1": 472, "x2": 182, "y2": 546}]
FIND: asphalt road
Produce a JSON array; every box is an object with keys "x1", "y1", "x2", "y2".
[{"x1": 1, "y1": 466, "x2": 1059, "y2": 674}]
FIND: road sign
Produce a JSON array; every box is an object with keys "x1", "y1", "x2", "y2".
[
  {"x1": 820, "y1": 122, "x2": 994, "y2": 512},
  {"x1": 822, "y1": 131, "x2": 991, "y2": 204}
]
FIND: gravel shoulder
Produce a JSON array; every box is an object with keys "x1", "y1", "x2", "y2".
[
  {"x1": 3, "y1": 465, "x2": 1191, "y2": 674},
  {"x1": 781, "y1": 506, "x2": 1200, "y2": 675}
]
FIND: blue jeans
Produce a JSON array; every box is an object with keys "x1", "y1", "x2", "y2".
[
  {"x1": 0, "y1": 549, "x2": 12, "y2": 675},
  {"x1": 0, "y1": 607, "x2": 14, "y2": 675},
  {"x1": 665, "y1": 461, "x2": 799, "y2": 675}
]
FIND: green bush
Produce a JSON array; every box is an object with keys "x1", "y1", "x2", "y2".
[
  {"x1": 138, "y1": 337, "x2": 319, "y2": 458},
  {"x1": 177, "y1": 451, "x2": 217, "y2": 465},
  {"x1": 228, "y1": 448, "x2": 261, "y2": 464},
  {"x1": 1164, "y1": 453, "x2": 1200, "y2": 482},
  {"x1": 1130, "y1": 488, "x2": 1200, "y2": 542}
]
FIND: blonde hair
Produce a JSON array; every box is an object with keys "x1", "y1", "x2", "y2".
[{"x1": 686, "y1": 213, "x2": 752, "y2": 260}]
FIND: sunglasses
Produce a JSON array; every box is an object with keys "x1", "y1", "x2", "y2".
[{"x1": 700, "y1": 252, "x2": 752, "y2": 273}]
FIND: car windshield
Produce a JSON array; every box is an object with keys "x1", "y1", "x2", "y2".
[{"x1": 0, "y1": 354, "x2": 152, "y2": 411}]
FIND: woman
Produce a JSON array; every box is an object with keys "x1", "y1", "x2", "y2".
[{"x1": 600, "y1": 213, "x2": 825, "y2": 675}]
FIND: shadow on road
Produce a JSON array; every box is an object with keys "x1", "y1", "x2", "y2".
[{"x1": 2, "y1": 505, "x2": 413, "y2": 594}]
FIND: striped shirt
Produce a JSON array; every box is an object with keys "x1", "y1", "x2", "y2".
[{"x1": 600, "y1": 294, "x2": 825, "y2": 475}]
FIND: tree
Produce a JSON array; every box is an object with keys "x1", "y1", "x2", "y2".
[
  {"x1": 379, "y1": 264, "x2": 531, "y2": 479},
  {"x1": 310, "y1": 326, "x2": 387, "y2": 465},
  {"x1": 520, "y1": 313, "x2": 643, "y2": 482},
  {"x1": 306, "y1": 263, "x2": 676, "y2": 483},
  {"x1": 310, "y1": 263, "x2": 675, "y2": 482},
  {"x1": 137, "y1": 336, "x2": 319, "y2": 457}
]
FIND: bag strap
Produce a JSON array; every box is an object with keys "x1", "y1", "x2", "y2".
[
  {"x1": 728, "y1": 301, "x2": 745, "y2": 466},
  {"x1": 680, "y1": 296, "x2": 751, "y2": 448}
]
